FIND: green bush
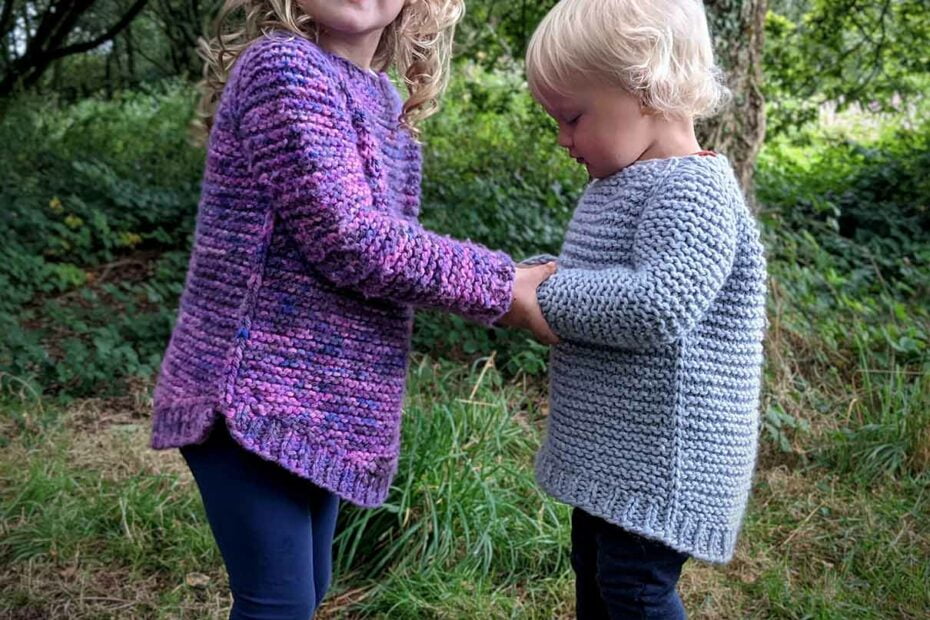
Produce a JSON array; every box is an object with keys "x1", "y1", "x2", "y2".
[
  {"x1": 0, "y1": 68, "x2": 583, "y2": 393},
  {"x1": 757, "y1": 118, "x2": 930, "y2": 480},
  {"x1": 0, "y1": 83, "x2": 201, "y2": 396}
]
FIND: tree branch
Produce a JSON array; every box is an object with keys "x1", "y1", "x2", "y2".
[{"x1": 46, "y1": 0, "x2": 149, "y2": 61}]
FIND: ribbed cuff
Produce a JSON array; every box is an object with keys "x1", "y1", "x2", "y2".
[
  {"x1": 151, "y1": 396, "x2": 220, "y2": 449},
  {"x1": 465, "y1": 250, "x2": 516, "y2": 327},
  {"x1": 517, "y1": 253, "x2": 559, "y2": 267}
]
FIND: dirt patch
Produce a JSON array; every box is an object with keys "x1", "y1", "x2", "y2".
[{"x1": 0, "y1": 560, "x2": 228, "y2": 619}]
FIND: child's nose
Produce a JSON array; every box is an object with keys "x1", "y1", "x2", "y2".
[{"x1": 557, "y1": 129, "x2": 572, "y2": 149}]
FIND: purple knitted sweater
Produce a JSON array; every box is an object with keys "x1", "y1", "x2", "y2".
[{"x1": 151, "y1": 32, "x2": 515, "y2": 507}]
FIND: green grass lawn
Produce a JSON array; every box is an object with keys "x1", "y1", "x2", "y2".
[{"x1": 2, "y1": 355, "x2": 927, "y2": 619}]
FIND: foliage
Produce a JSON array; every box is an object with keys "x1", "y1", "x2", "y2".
[
  {"x1": 0, "y1": 81, "x2": 201, "y2": 396},
  {"x1": 454, "y1": 0, "x2": 560, "y2": 67},
  {"x1": 0, "y1": 66, "x2": 584, "y2": 395},
  {"x1": 765, "y1": 0, "x2": 930, "y2": 133},
  {"x1": 757, "y1": 115, "x2": 930, "y2": 480},
  {"x1": 0, "y1": 0, "x2": 149, "y2": 99}
]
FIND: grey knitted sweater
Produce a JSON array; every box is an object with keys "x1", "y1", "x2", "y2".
[{"x1": 530, "y1": 154, "x2": 767, "y2": 563}]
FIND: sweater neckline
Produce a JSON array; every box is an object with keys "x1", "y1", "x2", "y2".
[
  {"x1": 320, "y1": 45, "x2": 387, "y2": 91},
  {"x1": 592, "y1": 152, "x2": 729, "y2": 188}
]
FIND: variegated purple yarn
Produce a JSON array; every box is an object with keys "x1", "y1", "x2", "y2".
[{"x1": 151, "y1": 32, "x2": 515, "y2": 507}]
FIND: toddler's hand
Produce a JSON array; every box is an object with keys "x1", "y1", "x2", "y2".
[{"x1": 498, "y1": 262, "x2": 560, "y2": 345}]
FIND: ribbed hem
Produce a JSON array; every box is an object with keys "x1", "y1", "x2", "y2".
[
  {"x1": 151, "y1": 397, "x2": 220, "y2": 449},
  {"x1": 151, "y1": 397, "x2": 396, "y2": 508},
  {"x1": 223, "y1": 401, "x2": 395, "y2": 508},
  {"x1": 535, "y1": 449, "x2": 738, "y2": 564}
]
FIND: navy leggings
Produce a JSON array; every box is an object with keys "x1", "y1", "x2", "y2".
[
  {"x1": 571, "y1": 508, "x2": 689, "y2": 619},
  {"x1": 181, "y1": 422, "x2": 340, "y2": 620}
]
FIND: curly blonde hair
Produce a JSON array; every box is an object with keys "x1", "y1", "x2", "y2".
[
  {"x1": 526, "y1": 0, "x2": 730, "y2": 120},
  {"x1": 191, "y1": 0, "x2": 464, "y2": 145}
]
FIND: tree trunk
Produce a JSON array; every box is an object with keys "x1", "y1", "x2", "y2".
[
  {"x1": 699, "y1": 0, "x2": 767, "y2": 204},
  {"x1": 126, "y1": 23, "x2": 135, "y2": 82},
  {"x1": 105, "y1": 48, "x2": 113, "y2": 98}
]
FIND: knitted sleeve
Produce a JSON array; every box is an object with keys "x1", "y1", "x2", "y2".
[
  {"x1": 233, "y1": 36, "x2": 514, "y2": 325},
  {"x1": 536, "y1": 173, "x2": 738, "y2": 347}
]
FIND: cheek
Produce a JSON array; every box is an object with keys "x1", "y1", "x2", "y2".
[
  {"x1": 378, "y1": 0, "x2": 407, "y2": 26},
  {"x1": 577, "y1": 127, "x2": 611, "y2": 157},
  {"x1": 599, "y1": 119, "x2": 637, "y2": 151},
  {"x1": 297, "y1": 0, "x2": 316, "y2": 16},
  {"x1": 570, "y1": 123, "x2": 590, "y2": 148}
]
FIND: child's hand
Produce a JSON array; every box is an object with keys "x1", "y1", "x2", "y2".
[{"x1": 498, "y1": 263, "x2": 560, "y2": 345}]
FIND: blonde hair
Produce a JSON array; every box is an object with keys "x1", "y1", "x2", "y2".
[
  {"x1": 526, "y1": 0, "x2": 730, "y2": 120},
  {"x1": 191, "y1": 0, "x2": 464, "y2": 144}
]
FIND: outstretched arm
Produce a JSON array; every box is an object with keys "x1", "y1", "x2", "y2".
[
  {"x1": 235, "y1": 36, "x2": 514, "y2": 325},
  {"x1": 535, "y1": 175, "x2": 737, "y2": 348}
]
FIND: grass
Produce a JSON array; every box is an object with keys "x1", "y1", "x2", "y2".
[
  {"x1": 2, "y1": 350, "x2": 928, "y2": 619},
  {"x1": 830, "y1": 364, "x2": 930, "y2": 481}
]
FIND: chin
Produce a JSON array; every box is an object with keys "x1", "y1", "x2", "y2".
[
  {"x1": 302, "y1": 1, "x2": 393, "y2": 35},
  {"x1": 322, "y1": 14, "x2": 378, "y2": 34},
  {"x1": 580, "y1": 156, "x2": 627, "y2": 179},
  {"x1": 587, "y1": 166, "x2": 615, "y2": 179}
]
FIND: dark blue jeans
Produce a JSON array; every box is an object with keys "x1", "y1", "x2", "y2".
[
  {"x1": 571, "y1": 508, "x2": 689, "y2": 619},
  {"x1": 181, "y1": 422, "x2": 340, "y2": 620}
]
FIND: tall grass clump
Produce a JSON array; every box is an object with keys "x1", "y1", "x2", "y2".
[{"x1": 333, "y1": 357, "x2": 570, "y2": 616}]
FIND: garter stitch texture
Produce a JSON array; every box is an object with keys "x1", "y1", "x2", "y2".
[
  {"x1": 531, "y1": 154, "x2": 767, "y2": 563},
  {"x1": 151, "y1": 32, "x2": 515, "y2": 507}
]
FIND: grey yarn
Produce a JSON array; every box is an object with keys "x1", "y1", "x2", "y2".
[{"x1": 529, "y1": 154, "x2": 767, "y2": 563}]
